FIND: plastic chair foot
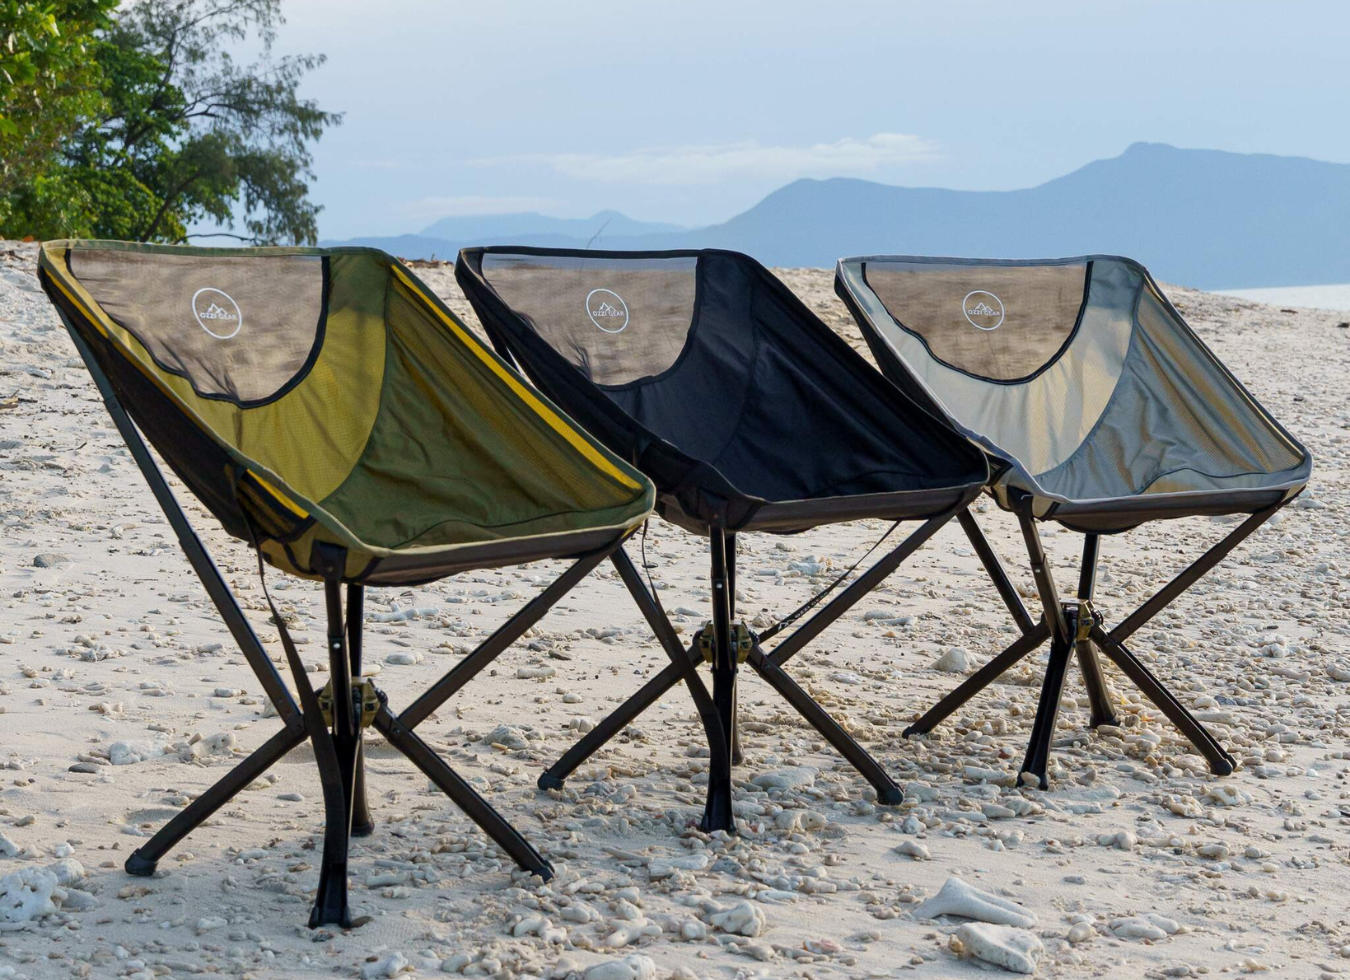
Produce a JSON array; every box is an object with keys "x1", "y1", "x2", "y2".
[
  {"x1": 877, "y1": 785, "x2": 905, "y2": 806},
  {"x1": 125, "y1": 850, "x2": 158, "y2": 877},
  {"x1": 537, "y1": 771, "x2": 565, "y2": 792}
]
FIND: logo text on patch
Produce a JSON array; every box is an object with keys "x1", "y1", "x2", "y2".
[
  {"x1": 962, "y1": 290, "x2": 1005, "y2": 331},
  {"x1": 585, "y1": 288, "x2": 629, "y2": 333},
  {"x1": 192, "y1": 287, "x2": 242, "y2": 339}
]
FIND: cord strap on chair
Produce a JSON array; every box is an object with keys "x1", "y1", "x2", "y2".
[
  {"x1": 231, "y1": 471, "x2": 347, "y2": 810},
  {"x1": 755, "y1": 520, "x2": 902, "y2": 644}
]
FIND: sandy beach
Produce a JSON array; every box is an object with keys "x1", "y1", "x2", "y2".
[{"x1": 0, "y1": 240, "x2": 1346, "y2": 980}]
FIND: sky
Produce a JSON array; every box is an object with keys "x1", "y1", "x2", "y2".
[{"x1": 265, "y1": 0, "x2": 1350, "y2": 240}]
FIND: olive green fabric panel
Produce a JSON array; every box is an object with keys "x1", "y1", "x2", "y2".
[
  {"x1": 226, "y1": 252, "x2": 386, "y2": 503},
  {"x1": 45, "y1": 241, "x2": 385, "y2": 507},
  {"x1": 318, "y1": 275, "x2": 649, "y2": 550}
]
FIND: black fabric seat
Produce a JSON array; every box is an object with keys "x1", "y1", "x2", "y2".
[
  {"x1": 457, "y1": 246, "x2": 987, "y2": 830},
  {"x1": 458, "y1": 248, "x2": 986, "y2": 533}
]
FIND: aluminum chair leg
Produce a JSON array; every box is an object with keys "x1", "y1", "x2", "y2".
[
  {"x1": 903, "y1": 621, "x2": 1051, "y2": 737},
  {"x1": 703, "y1": 526, "x2": 737, "y2": 832},
  {"x1": 125, "y1": 725, "x2": 307, "y2": 876},
  {"x1": 1089, "y1": 625, "x2": 1236, "y2": 774},
  {"x1": 374, "y1": 708, "x2": 553, "y2": 878},
  {"x1": 1073, "y1": 534, "x2": 1118, "y2": 729},
  {"x1": 347, "y1": 584, "x2": 374, "y2": 838},
  {"x1": 310, "y1": 576, "x2": 360, "y2": 929},
  {"x1": 748, "y1": 645, "x2": 903, "y2": 804},
  {"x1": 1019, "y1": 619, "x2": 1075, "y2": 789}
]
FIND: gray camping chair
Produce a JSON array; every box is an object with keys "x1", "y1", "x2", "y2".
[{"x1": 836, "y1": 254, "x2": 1311, "y2": 786}]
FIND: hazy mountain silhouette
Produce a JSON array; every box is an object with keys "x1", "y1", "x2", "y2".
[
  {"x1": 322, "y1": 210, "x2": 683, "y2": 261},
  {"x1": 323, "y1": 144, "x2": 1350, "y2": 288},
  {"x1": 420, "y1": 209, "x2": 682, "y2": 241}
]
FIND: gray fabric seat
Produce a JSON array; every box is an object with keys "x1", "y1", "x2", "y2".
[
  {"x1": 835, "y1": 255, "x2": 1311, "y2": 531},
  {"x1": 834, "y1": 251, "x2": 1313, "y2": 791}
]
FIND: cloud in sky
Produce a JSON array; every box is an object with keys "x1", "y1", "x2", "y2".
[
  {"x1": 480, "y1": 133, "x2": 940, "y2": 186},
  {"x1": 396, "y1": 195, "x2": 563, "y2": 218}
]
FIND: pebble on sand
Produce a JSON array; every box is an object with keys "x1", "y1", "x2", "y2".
[
  {"x1": 952, "y1": 922, "x2": 1045, "y2": 974},
  {"x1": 914, "y1": 877, "x2": 1036, "y2": 928}
]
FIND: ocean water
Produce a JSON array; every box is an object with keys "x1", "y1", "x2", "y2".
[{"x1": 1216, "y1": 283, "x2": 1350, "y2": 311}]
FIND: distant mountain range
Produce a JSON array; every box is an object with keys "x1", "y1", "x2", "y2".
[
  {"x1": 322, "y1": 144, "x2": 1350, "y2": 288},
  {"x1": 324, "y1": 210, "x2": 683, "y2": 263}
]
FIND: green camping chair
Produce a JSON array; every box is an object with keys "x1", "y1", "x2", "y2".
[{"x1": 38, "y1": 240, "x2": 656, "y2": 928}]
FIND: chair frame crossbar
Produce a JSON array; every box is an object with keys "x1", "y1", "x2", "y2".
[
  {"x1": 540, "y1": 507, "x2": 964, "y2": 826},
  {"x1": 906, "y1": 497, "x2": 1282, "y2": 786},
  {"x1": 68, "y1": 328, "x2": 648, "y2": 928}
]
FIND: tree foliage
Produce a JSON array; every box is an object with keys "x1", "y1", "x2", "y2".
[
  {"x1": 0, "y1": 0, "x2": 340, "y2": 244},
  {"x1": 0, "y1": 0, "x2": 118, "y2": 226}
]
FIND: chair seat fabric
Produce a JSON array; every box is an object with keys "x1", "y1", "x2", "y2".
[
  {"x1": 457, "y1": 247, "x2": 988, "y2": 533},
  {"x1": 40, "y1": 241, "x2": 654, "y2": 583},
  {"x1": 835, "y1": 254, "x2": 1311, "y2": 531}
]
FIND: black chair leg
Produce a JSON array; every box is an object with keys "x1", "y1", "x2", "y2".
[
  {"x1": 310, "y1": 576, "x2": 359, "y2": 929},
  {"x1": 1020, "y1": 627, "x2": 1075, "y2": 789},
  {"x1": 705, "y1": 660, "x2": 736, "y2": 831},
  {"x1": 903, "y1": 621, "x2": 1051, "y2": 737},
  {"x1": 538, "y1": 659, "x2": 686, "y2": 790},
  {"x1": 1090, "y1": 625, "x2": 1236, "y2": 775},
  {"x1": 1075, "y1": 638, "x2": 1118, "y2": 729},
  {"x1": 346, "y1": 584, "x2": 374, "y2": 837},
  {"x1": 126, "y1": 724, "x2": 307, "y2": 876},
  {"x1": 749, "y1": 649, "x2": 902, "y2": 804},
  {"x1": 726, "y1": 535, "x2": 744, "y2": 768},
  {"x1": 1072, "y1": 533, "x2": 1118, "y2": 729},
  {"x1": 311, "y1": 741, "x2": 358, "y2": 929},
  {"x1": 702, "y1": 527, "x2": 737, "y2": 833},
  {"x1": 374, "y1": 708, "x2": 553, "y2": 878}
]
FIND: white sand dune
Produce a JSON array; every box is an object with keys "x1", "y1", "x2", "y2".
[{"x1": 0, "y1": 240, "x2": 1346, "y2": 978}]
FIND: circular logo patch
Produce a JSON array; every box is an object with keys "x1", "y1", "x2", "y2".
[
  {"x1": 585, "y1": 288, "x2": 629, "y2": 333},
  {"x1": 962, "y1": 290, "x2": 1005, "y2": 331},
  {"x1": 192, "y1": 287, "x2": 242, "y2": 339}
]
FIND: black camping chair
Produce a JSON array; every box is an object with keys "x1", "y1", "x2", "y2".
[
  {"x1": 456, "y1": 247, "x2": 989, "y2": 830},
  {"x1": 38, "y1": 240, "x2": 657, "y2": 927},
  {"x1": 836, "y1": 254, "x2": 1312, "y2": 787}
]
